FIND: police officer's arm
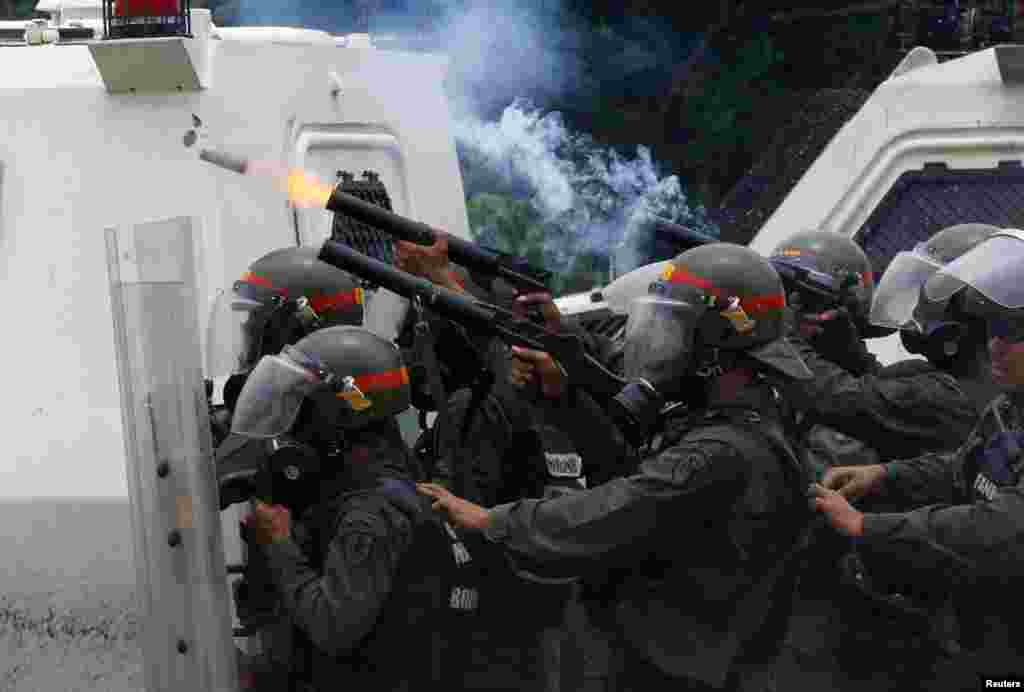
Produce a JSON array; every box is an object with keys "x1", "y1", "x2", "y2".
[
  {"x1": 785, "y1": 336, "x2": 976, "y2": 458},
  {"x1": 260, "y1": 497, "x2": 416, "y2": 657},
  {"x1": 859, "y1": 475, "x2": 1024, "y2": 578},
  {"x1": 879, "y1": 446, "x2": 972, "y2": 507},
  {"x1": 482, "y1": 440, "x2": 747, "y2": 568}
]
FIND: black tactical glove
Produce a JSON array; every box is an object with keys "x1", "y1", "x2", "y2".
[{"x1": 804, "y1": 309, "x2": 878, "y2": 376}]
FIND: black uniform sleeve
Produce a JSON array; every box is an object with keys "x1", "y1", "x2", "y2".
[
  {"x1": 260, "y1": 492, "x2": 417, "y2": 658},
  {"x1": 861, "y1": 477, "x2": 1024, "y2": 578},
  {"x1": 483, "y1": 439, "x2": 748, "y2": 570},
  {"x1": 880, "y1": 448, "x2": 971, "y2": 508},
  {"x1": 784, "y1": 336, "x2": 976, "y2": 459}
]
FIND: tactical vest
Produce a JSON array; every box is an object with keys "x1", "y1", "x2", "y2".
[
  {"x1": 962, "y1": 395, "x2": 1024, "y2": 501},
  {"x1": 611, "y1": 406, "x2": 813, "y2": 689},
  {"x1": 531, "y1": 406, "x2": 589, "y2": 495},
  {"x1": 289, "y1": 490, "x2": 487, "y2": 691}
]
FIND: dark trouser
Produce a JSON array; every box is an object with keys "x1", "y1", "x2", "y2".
[
  {"x1": 776, "y1": 546, "x2": 963, "y2": 692},
  {"x1": 606, "y1": 635, "x2": 774, "y2": 692},
  {"x1": 561, "y1": 587, "x2": 615, "y2": 692}
]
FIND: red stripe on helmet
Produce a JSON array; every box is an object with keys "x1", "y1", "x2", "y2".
[
  {"x1": 240, "y1": 272, "x2": 288, "y2": 296},
  {"x1": 861, "y1": 271, "x2": 874, "y2": 287},
  {"x1": 740, "y1": 294, "x2": 786, "y2": 314},
  {"x1": 309, "y1": 287, "x2": 364, "y2": 314},
  {"x1": 354, "y1": 367, "x2": 410, "y2": 392},
  {"x1": 664, "y1": 266, "x2": 716, "y2": 292},
  {"x1": 664, "y1": 266, "x2": 785, "y2": 314}
]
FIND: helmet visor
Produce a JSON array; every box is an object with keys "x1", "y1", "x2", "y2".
[
  {"x1": 230, "y1": 352, "x2": 329, "y2": 439},
  {"x1": 770, "y1": 256, "x2": 843, "y2": 294},
  {"x1": 925, "y1": 231, "x2": 1024, "y2": 308},
  {"x1": 868, "y1": 250, "x2": 942, "y2": 331},
  {"x1": 206, "y1": 287, "x2": 270, "y2": 377},
  {"x1": 623, "y1": 296, "x2": 702, "y2": 390}
]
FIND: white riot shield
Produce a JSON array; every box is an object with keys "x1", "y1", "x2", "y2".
[{"x1": 106, "y1": 217, "x2": 239, "y2": 692}]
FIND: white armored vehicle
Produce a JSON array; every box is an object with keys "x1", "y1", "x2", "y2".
[{"x1": 1, "y1": 2, "x2": 471, "y2": 689}]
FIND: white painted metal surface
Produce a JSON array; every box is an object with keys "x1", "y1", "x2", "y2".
[
  {"x1": 748, "y1": 45, "x2": 1024, "y2": 365},
  {"x1": 0, "y1": 10, "x2": 471, "y2": 498}
]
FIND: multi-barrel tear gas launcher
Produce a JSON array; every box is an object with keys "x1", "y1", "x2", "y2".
[
  {"x1": 198, "y1": 147, "x2": 551, "y2": 295},
  {"x1": 198, "y1": 146, "x2": 664, "y2": 442}
]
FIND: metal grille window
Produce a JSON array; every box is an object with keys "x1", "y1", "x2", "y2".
[
  {"x1": 857, "y1": 161, "x2": 1024, "y2": 275},
  {"x1": 330, "y1": 170, "x2": 395, "y2": 266}
]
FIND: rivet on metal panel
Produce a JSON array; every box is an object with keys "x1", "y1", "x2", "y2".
[{"x1": 168, "y1": 529, "x2": 182, "y2": 547}]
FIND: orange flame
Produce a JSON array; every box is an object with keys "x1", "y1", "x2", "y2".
[
  {"x1": 244, "y1": 160, "x2": 333, "y2": 209},
  {"x1": 285, "y1": 169, "x2": 333, "y2": 209}
]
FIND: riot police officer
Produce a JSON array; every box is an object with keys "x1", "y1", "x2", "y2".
[
  {"x1": 769, "y1": 229, "x2": 976, "y2": 473},
  {"x1": 421, "y1": 243, "x2": 817, "y2": 692},
  {"x1": 768, "y1": 229, "x2": 982, "y2": 689},
  {"x1": 870, "y1": 222, "x2": 1001, "y2": 412},
  {"x1": 816, "y1": 229, "x2": 1024, "y2": 684},
  {"x1": 206, "y1": 247, "x2": 365, "y2": 444},
  {"x1": 395, "y1": 235, "x2": 605, "y2": 691},
  {"x1": 222, "y1": 326, "x2": 471, "y2": 691}
]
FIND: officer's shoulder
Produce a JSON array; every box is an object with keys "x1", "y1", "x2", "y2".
[
  {"x1": 877, "y1": 359, "x2": 960, "y2": 388},
  {"x1": 332, "y1": 488, "x2": 419, "y2": 536},
  {"x1": 662, "y1": 425, "x2": 749, "y2": 465}
]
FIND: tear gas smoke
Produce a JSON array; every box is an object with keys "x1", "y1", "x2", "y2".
[
  {"x1": 455, "y1": 100, "x2": 717, "y2": 280},
  {"x1": 226, "y1": 1, "x2": 718, "y2": 286}
]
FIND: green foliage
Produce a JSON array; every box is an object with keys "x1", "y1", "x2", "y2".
[
  {"x1": 11, "y1": 0, "x2": 42, "y2": 18},
  {"x1": 466, "y1": 192, "x2": 604, "y2": 295},
  {"x1": 466, "y1": 193, "x2": 547, "y2": 267}
]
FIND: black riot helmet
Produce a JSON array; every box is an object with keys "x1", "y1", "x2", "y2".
[
  {"x1": 924, "y1": 228, "x2": 1024, "y2": 385},
  {"x1": 769, "y1": 230, "x2": 878, "y2": 331},
  {"x1": 207, "y1": 247, "x2": 365, "y2": 410},
  {"x1": 231, "y1": 326, "x2": 412, "y2": 441},
  {"x1": 870, "y1": 223, "x2": 999, "y2": 366},
  {"x1": 218, "y1": 326, "x2": 411, "y2": 511},
  {"x1": 612, "y1": 244, "x2": 812, "y2": 440}
]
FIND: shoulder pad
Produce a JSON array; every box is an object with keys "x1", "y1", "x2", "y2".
[{"x1": 875, "y1": 359, "x2": 939, "y2": 380}]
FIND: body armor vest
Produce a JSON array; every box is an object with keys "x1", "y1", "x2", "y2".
[{"x1": 609, "y1": 404, "x2": 812, "y2": 689}]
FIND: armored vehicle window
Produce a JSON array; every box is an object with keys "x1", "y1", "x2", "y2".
[{"x1": 857, "y1": 160, "x2": 1024, "y2": 274}]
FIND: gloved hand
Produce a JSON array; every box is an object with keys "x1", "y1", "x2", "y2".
[{"x1": 800, "y1": 308, "x2": 876, "y2": 375}]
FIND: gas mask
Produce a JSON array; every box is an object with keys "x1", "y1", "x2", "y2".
[
  {"x1": 215, "y1": 432, "x2": 323, "y2": 512},
  {"x1": 609, "y1": 295, "x2": 706, "y2": 445},
  {"x1": 899, "y1": 321, "x2": 966, "y2": 362}
]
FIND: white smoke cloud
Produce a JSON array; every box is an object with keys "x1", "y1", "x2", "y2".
[
  {"x1": 230, "y1": 1, "x2": 717, "y2": 283},
  {"x1": 453, "y1": 99, "x2": 716, "y2": 278}
]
